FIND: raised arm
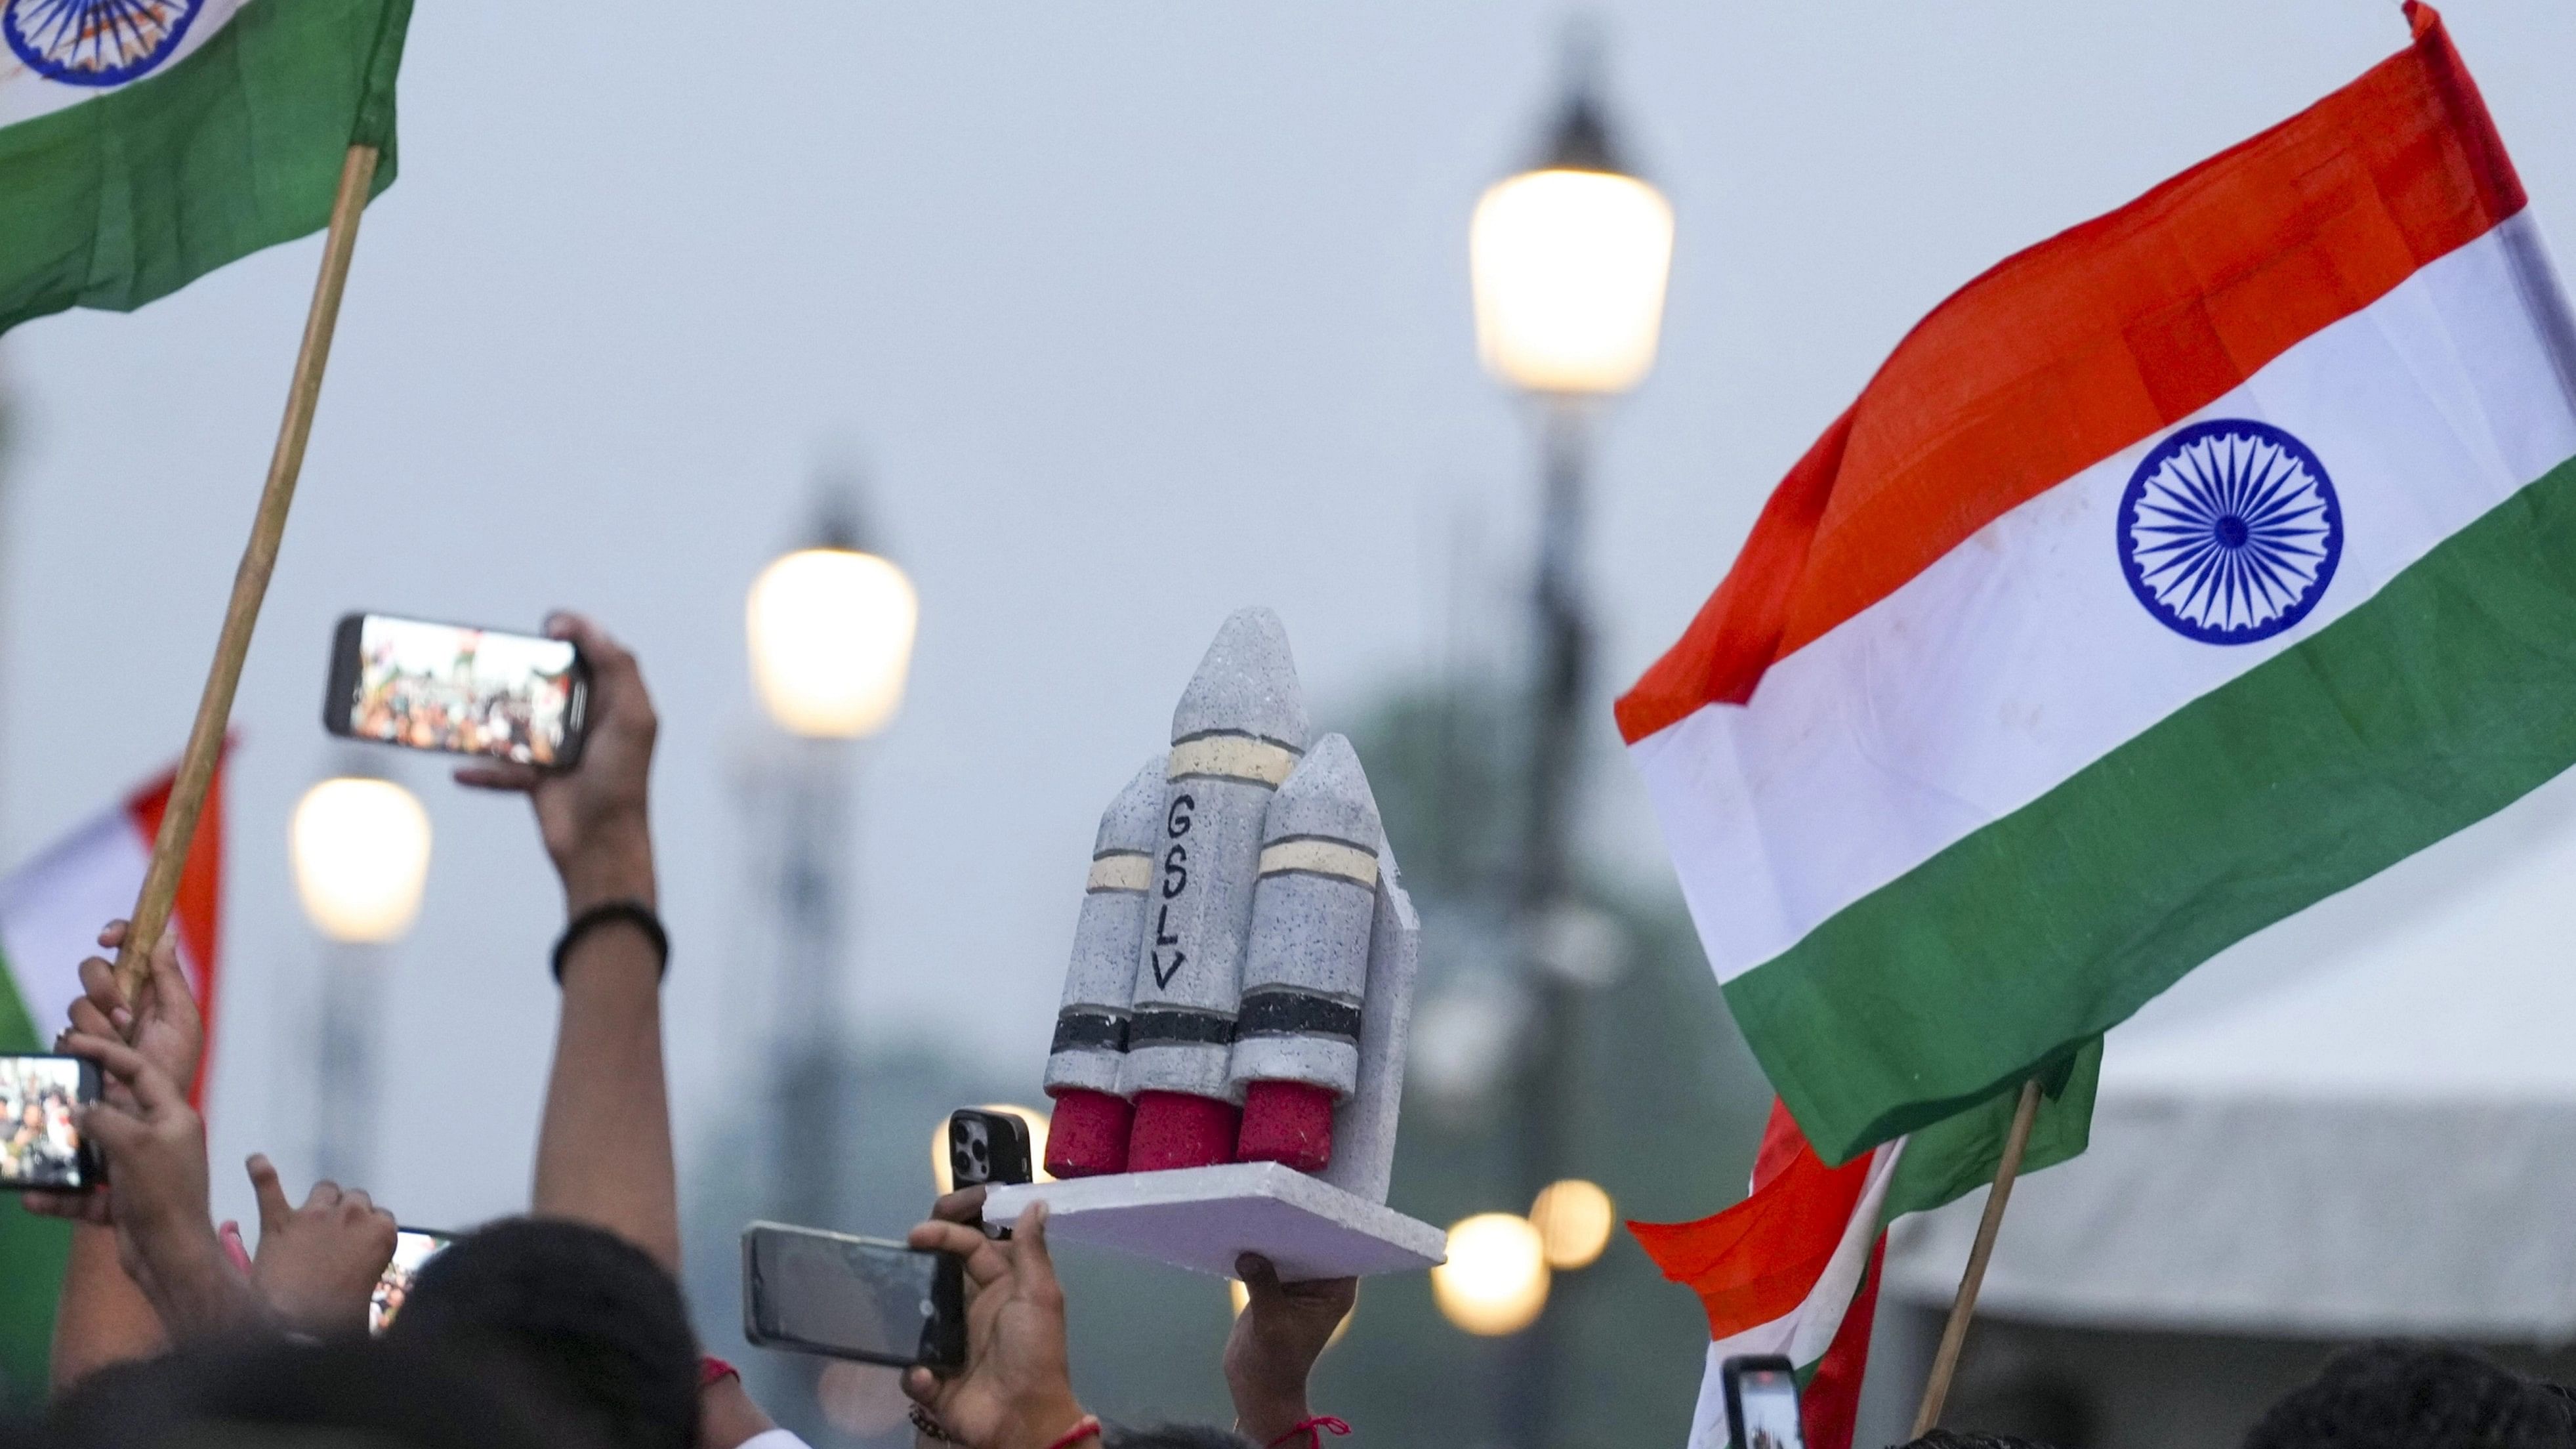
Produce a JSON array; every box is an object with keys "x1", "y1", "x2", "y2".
[{"x1": 456, "y1": 614, "x2": 677, "y2": 1270}]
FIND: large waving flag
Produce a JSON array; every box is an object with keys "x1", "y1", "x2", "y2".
[
  {"x1": 0, "y1": 0, "x2": 413, "y2": 337},
  {"x1": 0, "y1": 761, "x2": 224, "y2": 1406},
  {"x1": 1619, "y1": 3, "x2": 2576, "y2": 1168}
]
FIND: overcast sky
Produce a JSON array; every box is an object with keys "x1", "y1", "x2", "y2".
[{"x1": 6, "y1": 1, "x2": 2574, "y2": 1232}]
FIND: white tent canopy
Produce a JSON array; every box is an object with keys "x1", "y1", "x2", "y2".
[{"x1": 1884, "y1": 761, "x2": 2576, "y2": 1340}]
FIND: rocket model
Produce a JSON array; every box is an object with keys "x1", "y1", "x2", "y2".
[
  {"x1": 1119, "y1": 608, "x2": 1309, "y2": 1171},
  {"x1": 1228, "y1": 734, "x2": 1381, "y2": 1172},
  {"x1": 1039, "y1": 754, "x2": 1167, "y2": 1178}
]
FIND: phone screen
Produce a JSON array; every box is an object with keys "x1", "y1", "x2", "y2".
[
  {"x1": 371, "y1": 1228, "x2": 453, "y2": 1334},
  {"x1": 743, "y1": 1224, "x2": 963, "y2": 1370},
  {"x1": 337, "y1": 614, "x2": 583, "y2": 766},
  {"x1": 0, "y1": 1055, "x2": 94, "y2": 1192},
  {"x1": 1730, "y1": 1362, "x2": 1806, "y2": 1449}
]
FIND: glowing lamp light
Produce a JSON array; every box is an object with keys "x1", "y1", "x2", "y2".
[
  {"x1": 290, "y1": 778, "x2": 432, "y2": 944},
  {"x1": 1470, "y1": 167, "x2": 1674, "y2": 396},
  {"x1": 746, "y1": 547, "x2": 919, "y2": 738},
  {"x1": 928, "y1": 1103, "x2": 1056, "y2": 1196},
  {"x1": 1431, "y1": 1213, "x2": 1550, "y2": 1335},
  {"x1": 1529, "y1": 1178, "x2": 1616, "y2": 1270}
]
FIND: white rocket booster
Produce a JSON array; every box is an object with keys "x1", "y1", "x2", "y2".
[
  {"x1": 1228, "y1": 734, "x2": 1382, "y2": 1171},
  {"x1": 1121, "y1": 608, "x2": 1308, "y2": 1171},
  {"x1": 1040, "y1": 753, "x2": 1165, "y2": 1178}
]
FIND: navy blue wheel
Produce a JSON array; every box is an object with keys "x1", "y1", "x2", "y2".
[
  {"x1": 5, "y1": 0, "x2": 206, "y2": 87},
  {"x1": 2119, "y1": 418, "x2": 2342, "y2": 645}
]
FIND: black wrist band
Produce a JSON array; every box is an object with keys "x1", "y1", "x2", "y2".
[{"x1": 551, "y1": 900, "x2": 668, "y2": 985}]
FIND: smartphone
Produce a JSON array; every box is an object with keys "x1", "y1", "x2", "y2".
[
  {"x1": 370, "y1": 1227, "x2": 453, "y2": 1334},
  {"x1": 949, "y1": 1109, "x2": 1033, "y2": 1191},
  {"x1": 0, "y1": 1054, "x2": 101, "y2": 1193},
  {"x1": 324, "y1": 613, "x2": 590, "y2": 767},
  {"x1": 1721, "y1": 1354, "x2": 1806, "y2": 1449},
  {"x1": 741, "y1": 1221, "x2": 966, "y2": 1371}
]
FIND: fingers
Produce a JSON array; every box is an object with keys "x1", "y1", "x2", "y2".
[
  {"x1": 1236, "y1": 1252, "x2": 1282, "y2": 1296},
  {"x1": 931, "y1": 1185, "x2": 988, "y2": 1225},
  {"x1": 551, "y1": 614, "x2": 655, "y2": 735},
  {"x1": 902, "y1": 1366, "x2": 940, "y2": 1404},
  {"x1": 218, "y1": 1221, "x2": 252, "y2": 1274},
  {"x1": 907, "y1": 1220, "x2": 1008, "y2": 1288},
  {"x1": 454, "y1": 763, "x2": 542, "y2": 794},
  {"x1": 1008, "y1": 1203, "x2": 1061, "y2": 1303},
  {"x1": 67, "y1": 995, "x2": 119, "y2": 1043},
  {"x1": 247, "y1": 1154, "x2": 292, "y2": 1235},
  {"x1": 303, "y1": 1180, "x2": 344, "y2": 1210},
  {"x1": 60, "y1": 1031, "x2": 177, "y2": 1111},
  {"x1": 96, "y1": 919, "x2": 128, "y2": 950},
  {"x1": 146, "y1": 931, "x2": 194, "y2": 1026},
  {"x1": 75, "y1": 954, "x2": 132, "y2": 1034}
]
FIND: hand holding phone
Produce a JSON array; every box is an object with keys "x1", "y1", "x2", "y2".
[
  {"x1": 371, "y1": 1227, "x2": 453, "y2": 1334},
  {"x1": 742, "y1": 1222, "x2": 967, "y2": 1370},
  {"x1": 326, "y1": 613, "x2": 591, "y2": 766},
  {"x1": 1722, "y1": 1354, "x2": 1807, "y2": 1449}
]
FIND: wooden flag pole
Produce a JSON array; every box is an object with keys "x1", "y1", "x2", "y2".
[
  {"x1": 112, "y1": 143, "x2": 382, "y2": 1001},
  {"x1": 1909, "y1": 1076, "x2": 2045, "y2": 1439}
]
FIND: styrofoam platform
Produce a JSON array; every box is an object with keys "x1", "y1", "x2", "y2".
[{"x1": 983, "y1": 1161, "x2": 1445, "y2": 1282}]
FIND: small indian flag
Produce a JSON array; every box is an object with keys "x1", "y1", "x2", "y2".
[
  {"x1": 0, "y1": 0, "x2": 412, "y2": 337},
  {"x1": 0, "y1": 761, "x2": 223, "y2": 1406},
  {"x1": 1620, "y1": 4, "x2": 2576, "y2": 1168}
]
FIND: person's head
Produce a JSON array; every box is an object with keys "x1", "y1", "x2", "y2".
[
  {"x1": 43, "y1": 1337, "x2": 557, "y2": 1449},
  {"x1": 2245, "y1": 1343, "x2": 2576, "y2": 1449},
  {"x1": 388, "y1": 1216, "x2": 697, "y2": 1449},
  {"x1": 1899, "y1": 1433, "x2": 2057, "y2": 1449}
]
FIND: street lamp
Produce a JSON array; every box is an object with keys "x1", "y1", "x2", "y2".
[
  {"x1": 747, "y1": 545, "x2": 919, "y2": 740},
  {"x1": 1432, "y1": 1213, "x2": 1552, "y2": 1337},
  {"x1": 291, "y1": 774, "x2": 431, "y2": 1185},
  {"x1": 1529, "y1": 1177, "x2": 1617, "y2": 1270},
  {"x1": 1470, "y1": 35, "x2": 1672, "y2": 1449}
]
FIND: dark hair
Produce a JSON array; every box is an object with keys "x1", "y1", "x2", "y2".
[
  {"x1": 1899, "y1": 1433, "x2": 2058, "y2": 1449},
  {"x1": 1104, "y1": 1427, "x2": 1256, "y2": 1449},
  {"x1": 389, "y1": 1216, "x2": 697, "y2": 1449},
  {"x1": 2245, "y1": 1343, "x2": 2576, "y2": 1449},
  {"x1": 42, "y1": 1338, "x2": 557, "y2": 1449}
]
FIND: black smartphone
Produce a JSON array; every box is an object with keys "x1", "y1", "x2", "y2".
[
  {"x1": 324, "y1": 613, "x2": 590, "y2": 768},
  {"x1": 370, "y1": 1227, "x2": 453, "y2": 1334},
  {"x1": 948, "y1": 1108, "x2": 1033, "y2": 1191},
  {"x1": 1721, "y1": 1354, "x2": 1806, "y2": 1449},
  {"x1": 0, "y1": 1054, "x2": 102, "y2": 1193},
  {"x1": 741, "y1": 1222, "x2": 967, "y2": 1371}
]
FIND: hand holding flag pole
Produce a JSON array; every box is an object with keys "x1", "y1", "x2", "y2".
[
  {"x1": 111, "y1": 144, "x2": 383, "y2": 1003},
  {"x1": 1908, "y1": 1076, "x2": 2043, "y2": 1438}
]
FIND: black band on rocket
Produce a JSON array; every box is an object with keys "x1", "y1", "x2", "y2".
[
  {"x1": 1127, "y1": 1007, "x2": 1238, "y2": 1047},
  {"x1": 1234, "y1": 989, "x2": 1362, "y2": 1043},
  {"x1": 1049, "y1": 1009, "x2": 1130, "y2": 1054}
]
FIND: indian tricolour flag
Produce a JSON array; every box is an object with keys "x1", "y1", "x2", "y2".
[
  {"x1": 1621, "y1": 4, "x2": 2576, "y2": 1172},
  {"x1": 0, "y1": 763, "x2": 223, "y2": 1406},
  {"x1": 0, "y1": 0, "x2": 412, "y2": 337}
]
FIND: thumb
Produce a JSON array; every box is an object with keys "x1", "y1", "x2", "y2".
[
  {"x1": 1236, "y1": 1252, "x2": 1283, "y2": 1299},
  {"x1": 247, "y1": 1154, "x2": 292, "y2": 1237}
]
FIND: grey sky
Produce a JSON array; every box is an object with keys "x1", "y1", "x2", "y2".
[{"x1": 5, "y1": 1, "x2": 2571, "y2": 1236}]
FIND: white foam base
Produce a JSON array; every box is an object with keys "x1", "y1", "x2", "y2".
[{"x1": 982, "y1": 1161, "x2": 1445, "y2": 1282}]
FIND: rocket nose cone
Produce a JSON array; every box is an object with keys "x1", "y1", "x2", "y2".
[
  {"x1": 1096, "y1": 752, "x2": 1169, "y2": 852},
  {"x1": 1267, "y1": 733, "x2": 1382, "y2": 846},
  {"x1": 1173, "y1": 607, "x2": 1308, "y2": 748}
]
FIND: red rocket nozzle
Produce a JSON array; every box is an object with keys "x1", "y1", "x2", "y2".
[
  {"x1": 1235, "y1": 1079, "x2": 1335, "y2": 1173},
  {"x1": 1043, "y1": 1087, "x2": 1134, "y2": 1178},
  {"x1": 1127, "y1": 1090, "x2": 1240, "y2": 1172}
]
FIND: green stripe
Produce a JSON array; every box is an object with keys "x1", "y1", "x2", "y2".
[
  {"x1": 1732, "y1": 451, "x2": 2576, "y2": 1167},
  {"x1": 0, "y1": 952, "x2": 68, "y2": 1407},
  {"x1": 0, "y1": 0, "x2": 413, "y2": 337}
]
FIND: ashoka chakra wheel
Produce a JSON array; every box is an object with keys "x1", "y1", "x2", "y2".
[
  {"x1": 5, "y1": 0, "x2": 206, "y2": 87},
  {"x1": 2118, "y1": 418, "x2": 2342, "y2": 646}
]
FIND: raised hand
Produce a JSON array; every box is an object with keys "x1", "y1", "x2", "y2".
[
  {"x1": 245, "y1": 1153, "x2": 396, "y2": 1335},
  {"x1": 453, "y1": 613, "x2": 658, "y2": 913},
  {"x1": 1224, "y1": 1253, "x2": 1355, "y2": 1444},
  {"x1": 22, "y1": 921, "x2": 204, "y2": 1227},
  {"x1": 901, "y1": 1204, "x2": 1090, "y2": 1449}
]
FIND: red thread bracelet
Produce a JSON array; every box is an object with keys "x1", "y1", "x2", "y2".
[
  {"x1": 1268, "y1": 1416, "x2": 1352, "y2": 1448},
  {"x1": 697, "y1": 1355, "x2": 739, "y2": 1388},
  {"x1": 1041, "y1": 1415, "x2": 1103, "y2": 1449}
]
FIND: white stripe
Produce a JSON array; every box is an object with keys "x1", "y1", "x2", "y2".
[
  {"x1": 1167, "y1": 734, "x2": 1298, "y2": 786},
  {"x1": 0, "y1": 0, "x2": 254, "y2": 129},
  {"x1": 0, "y1": 803, "x2": 167, "y2": 1042},
  {"x1": 1636, "y1": 215, "x2": 2576, "y2": 983},
  {"x1": 1683, "y1": 1141, "x2": 1904, "y2": 1449},
  {"x1": 1257, "y1": 837, "x2": 1379, "y2": 887},
  {"x1": 1085, "y1": 852, "x2": 1150, "y2": 892}
]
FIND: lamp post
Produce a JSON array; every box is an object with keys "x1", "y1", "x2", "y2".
[
  {"x1": 745, "y1": 498, "x2": 919, "y2": 1232},
  {"x1": 1469, "y1": 38, "x2": 1673, "y2": 1448},
  {"x1": 290, "y1": 772, "x2": 432, "y2": 1187}
]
